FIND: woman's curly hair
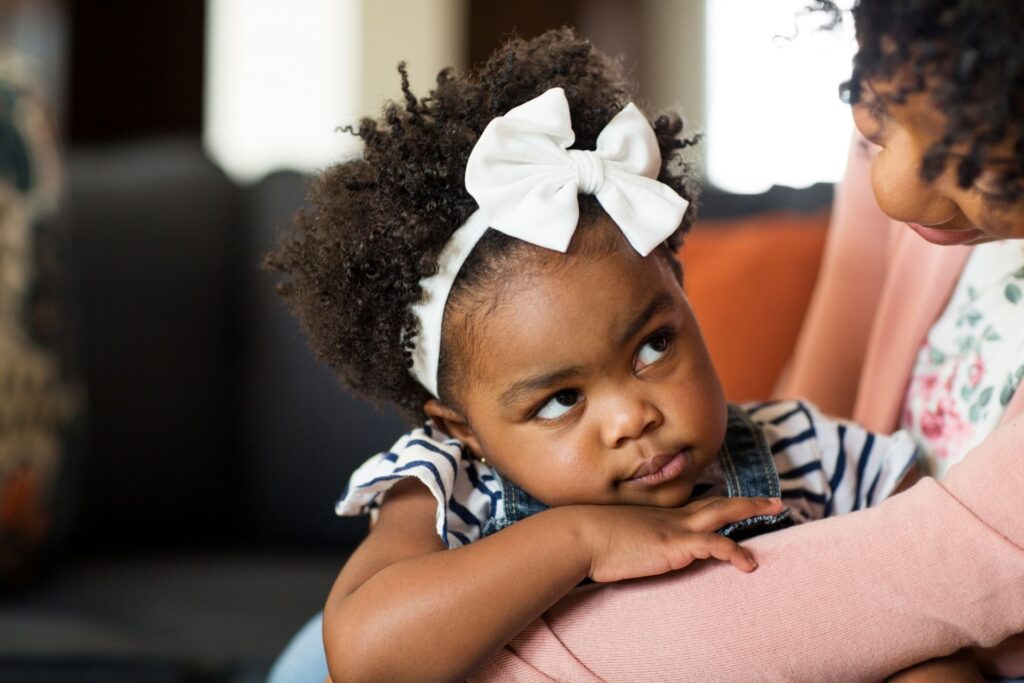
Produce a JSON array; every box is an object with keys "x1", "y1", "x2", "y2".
[
  {"x1": 264, "y1": 28, "x2": 700, "y2": 424},
  {"x1": 813, "y1": 0, "x2": 1024, "y2": 199}
]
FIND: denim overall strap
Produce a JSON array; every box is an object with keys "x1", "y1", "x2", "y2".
[
  {"x1": 716, "y1": 403, "x2": 794, "y2": 541},
  {"x1": 480, "y1": 470, "x2": 549, "y2": 538}
]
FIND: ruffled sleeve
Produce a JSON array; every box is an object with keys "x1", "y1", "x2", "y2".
[
  {"x1": 335, "y1": 422, "x2": 504, "y2": 548},
  {"x1": 749, "y1": 399, "x2": 920, "y2": 522}
]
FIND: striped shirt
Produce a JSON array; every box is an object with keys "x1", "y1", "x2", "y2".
[{"x1": 335, "y1": 399, "x2": 920, "y2": 547}]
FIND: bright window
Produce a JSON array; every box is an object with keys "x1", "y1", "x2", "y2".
[
  {"x1": 203, "y1": 0, "x2": 362, "y2": 183},
  {"x1": 705, "y1": 0, "x2": 856, "y2": 193}
]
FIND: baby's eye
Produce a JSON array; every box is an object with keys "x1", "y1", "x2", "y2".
[
  {"x1": 535, "y1": 389, "x2": 582, "y2": 421},
  {"x1": 635, "y1": 330, "x2": 672, "y2": 370}
]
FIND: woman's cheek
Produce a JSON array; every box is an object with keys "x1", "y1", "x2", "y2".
[{"x1": 973, "y1": 208, "x2": 1024, "y2": 240}]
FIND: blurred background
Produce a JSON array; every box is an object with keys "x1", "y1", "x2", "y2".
[{"x1": 0, "y1": 1, "x2": 851, "y2": 681}]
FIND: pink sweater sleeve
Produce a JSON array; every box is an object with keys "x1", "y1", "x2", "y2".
[{"x1": 473, "y1": 415, "x2": 1024, "y2": 681}]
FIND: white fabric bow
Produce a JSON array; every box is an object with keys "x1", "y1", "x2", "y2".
[
  {"x1": 465, "y1": 87, "x2": 689, "y2": 256},
  {"x1": 410, "y1": 88, "x2": 690, "y2": 397}
]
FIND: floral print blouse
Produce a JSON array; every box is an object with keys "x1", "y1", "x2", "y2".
[{"x1": 901, "y1": 240, "x2": 1024, "y2": 480}]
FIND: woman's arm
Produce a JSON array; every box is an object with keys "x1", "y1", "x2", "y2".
[
  {"x1": 777, "y1": 134, "x2": 892, "y2": 417},
  {"x1": 474, "y1": 416, "x2": 1024, "y2": 681},
  {"x1": 324, "y1": 478, "x2": 782, "y2": 683}
]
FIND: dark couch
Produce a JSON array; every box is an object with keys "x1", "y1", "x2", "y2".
[
  {"x1": 0, "y1": 136, "x2": 832, "y2": 683},
  {"x1": 0, "y1": 137, "x2": 408, "y2": 683}
]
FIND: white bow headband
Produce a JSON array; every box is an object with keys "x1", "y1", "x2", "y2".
[{"x1": 408, "y1": 87, "x2": 689, "y2": 397}]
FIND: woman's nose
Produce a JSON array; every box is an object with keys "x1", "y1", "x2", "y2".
[
  {"x1": 600, "y1": 390, "x2": 663, "y2": 449},
  {"x1": 870, "y1": 132, "x2": 959, "y2": 225}
]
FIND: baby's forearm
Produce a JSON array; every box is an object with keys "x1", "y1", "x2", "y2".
[
  {"x1": 324, "y1": 506, "x2": 590, "y2": 683},
  {"x1": 887, "y1": 650, "x2": 984, "y2": 682}
]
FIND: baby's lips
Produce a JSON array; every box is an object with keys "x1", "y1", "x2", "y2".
[{"x1": 626, "y1": 452, "x2": 677, "y2": 480}]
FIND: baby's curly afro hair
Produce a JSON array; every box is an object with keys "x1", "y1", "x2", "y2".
[
  {"x1": 814, "y1": 0, "x2": 1024, "y2": 200},
  {"x1": 265, "y1": 28, "x2": 700, "y2": 424}
]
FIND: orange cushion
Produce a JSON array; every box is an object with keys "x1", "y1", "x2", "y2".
[{"x1": 678, "y1": 212, "x2": 829, "y2": 402}]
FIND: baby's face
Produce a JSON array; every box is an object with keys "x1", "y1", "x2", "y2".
[{"x1": 443, "y1": 219, "x2": 727, "y2": 508}]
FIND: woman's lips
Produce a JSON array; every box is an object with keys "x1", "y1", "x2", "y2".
[
  {"x1": 624, "y1": 450, "x2": 689, "y2": 487},
  {"x1": 906, "y1": 222, "x2": 987, "y2": 246}
]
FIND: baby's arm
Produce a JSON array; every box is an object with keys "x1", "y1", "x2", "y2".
[
  {"x1": 322, "y1": 478, "x2": 782, "y2": 683},
  {"x1": 887, "y1": 651, "x2": 984, "y2": 683}
]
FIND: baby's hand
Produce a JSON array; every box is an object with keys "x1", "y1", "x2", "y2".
[{"x1": 571, "y1": 496, "x2": 784, "y2": 583}]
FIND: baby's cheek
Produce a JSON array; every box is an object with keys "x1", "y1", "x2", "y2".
[
  {"x1": 535, "y1": 446, "x2": 613, "y2": 506},
  {"x1": 487, "y1": 439, "x2": 585, "y2": 507}
]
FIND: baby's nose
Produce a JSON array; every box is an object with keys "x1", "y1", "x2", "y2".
[{"x1": 601, "y1": 393, "x2": 663, "y2": 449}]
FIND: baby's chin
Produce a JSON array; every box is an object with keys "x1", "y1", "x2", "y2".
[{"x1": 615, "y1": 476, "x2": 699, "y2": 508}]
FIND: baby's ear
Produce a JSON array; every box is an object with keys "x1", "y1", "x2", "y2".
[{"x1": 423, "y1": 399, "x2": 484, "y2": 456}]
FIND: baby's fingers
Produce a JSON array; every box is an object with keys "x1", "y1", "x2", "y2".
[
  {"x1": 685, "y1": 532, "x2": 759, "y2": 573},
  {"x1": 682, "y1": 496, "x2": 783, "y2": 532}
]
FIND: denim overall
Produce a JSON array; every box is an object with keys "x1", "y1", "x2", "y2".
[{"x1": 481, "y1": 403, "x2": 793, "y2": 541}]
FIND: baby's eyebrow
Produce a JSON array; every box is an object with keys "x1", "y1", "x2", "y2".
[
  {"x1": 615, "y1": 292, "x2": 676, "y2": 350},
  {"x1": 499, "y1": 366, "x2": 585, "y2": 408}
]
